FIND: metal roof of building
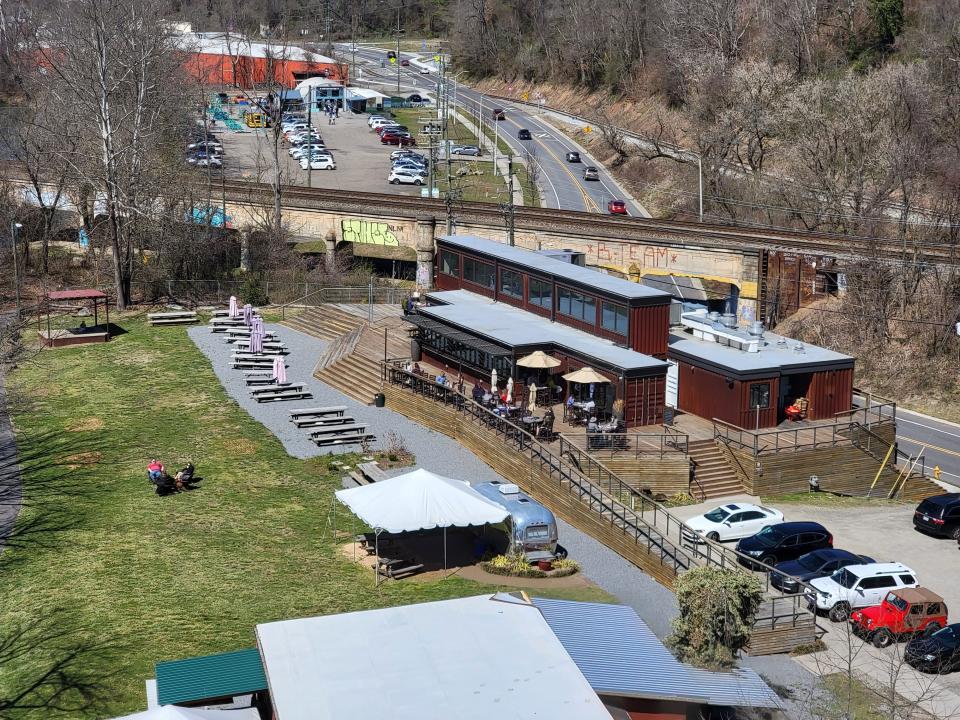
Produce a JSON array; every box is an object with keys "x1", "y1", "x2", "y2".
[
  {"x1": 532, "y1": 598, "x2": 783, "y2": 709},
  {"x1": 154, "y1": 648, "x2": 267, "y2": 706},
  {"x1": 176, "y1": 33, "x2": 337, "y2": 64},
  {"x1": 438, "y1": 235, "x2": 671, "y2": 303},
  {"x1": 255, "y1": 594, "x2": 611, "y2": 720},
  {"x1": 668, "y1": 329, "x2": 854, "y2": 378},
  {"x1": 420, "y1": 290, "x2": 668, "y2": 373}
]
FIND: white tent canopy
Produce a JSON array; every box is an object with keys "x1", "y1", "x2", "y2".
[
  {"x1": 334, "y1": 468, "x2": 509, "y2": 534},
  {"x1": 110, "y1": 706, "x2": 260, "y2": 720}
]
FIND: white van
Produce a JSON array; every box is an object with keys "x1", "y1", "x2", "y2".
[{"x1": 807, "y1": 562, "x2": 918, "y2": 621}]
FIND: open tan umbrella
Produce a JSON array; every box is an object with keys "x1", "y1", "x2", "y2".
[
  {"x1": 563, "y1": 367, "x2": 610, "y2": 384},
  {"x1": 516, "y1": 350, "x2": 561, "y2": 369}
]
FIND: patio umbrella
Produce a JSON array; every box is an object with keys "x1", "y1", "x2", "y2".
[
  {"x1": 528, "y1": 382, "x2": 537, "y2": 410},
  {"x1": 242, "y1": 303, "x2": 253, "y2": 327},
  {"x1": 272, "y1": 355, "x2": 286, "y2": 384},
  {"x1": 249, "y1": 329, "x2": 264, "y2": 354},
  {"x1": 516, "y1": 350, "x2": 561, "y2": 369},
  {"x1": 228, "y1": 295, "x2": 238, "y2": 318},
  {"x1": 506, "y1": 376, "x2": 514, "y2": 403},
  {"x1": 491, "y1": 368, "x2": 498, "y2": 391},
  {"x1": 562, "y1": 367, "x2": 610, "y2": 385}
]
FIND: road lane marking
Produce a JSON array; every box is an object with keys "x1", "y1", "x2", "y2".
[{"x1": 896, "y1": 438, "x2": 960, "y2": 460}]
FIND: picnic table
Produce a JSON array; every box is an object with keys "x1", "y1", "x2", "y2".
[
  {"x1": 289, "y1": 406, "x2": 347, "y2": 419},
  {"x1": 310, "y1": 422, "x2": 367, "y2": 437},
  {"x1": 148, "y1": 311, "x2": 197, "y2": 326}
]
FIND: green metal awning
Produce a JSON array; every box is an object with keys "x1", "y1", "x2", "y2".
[{"x1": 155, "y1": 648, "x2": 267, "y2": 705}]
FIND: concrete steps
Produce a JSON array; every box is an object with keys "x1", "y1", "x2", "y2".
[
  {"x1": 687, "y1": 439, "x2": 744, "y2": 500},
  {"x1": 280, "y1": 306, "x2": 367, "y2": 341},
  {"x1": 316, "y1": 354, "x2": 382, "y2": 404}
]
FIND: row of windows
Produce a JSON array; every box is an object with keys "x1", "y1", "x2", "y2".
[
  {"x1": 419, "y1": 328, "x2": 511, "y2": 375},
  {"x1": 440, "y1": 251, "x2": 628, "y2": 336}
]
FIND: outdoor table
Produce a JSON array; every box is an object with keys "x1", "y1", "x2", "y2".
[{"x1": 521, "y1": 416, "x2": 542, "y2": 426}]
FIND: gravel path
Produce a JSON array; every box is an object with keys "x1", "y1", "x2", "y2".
[
  {"x1": 188, "y1": 323, "x2": 820, "y2": 715},
  {"x1": 0, "y1": 313, "x2": 22, "y2": 553}
]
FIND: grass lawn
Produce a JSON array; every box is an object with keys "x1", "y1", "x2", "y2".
[
  {"x1": 0, "y1": 317, "x2": 612, "y2": 718},
  {"x1": 762, "y1": 491, "x2": 909, "y2": 508}
]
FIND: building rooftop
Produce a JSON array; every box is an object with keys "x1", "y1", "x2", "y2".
[
  {"x1": 532, "y1": 598, "x2": 783, "y2": 709},
  {"x1": 439, "y1": 235, "x2": 671, "y2": 303},
  {"x1": 255, "y1": 594, "x2": 612, "y2": 720},
  {"x1": 668, "y1": 327, "x2": 854, "y2": 378},
  {"x1": 421, "y1": 290, "x2": 668, "y2": 373},
  {"x1": 176, "y1": 33, "x2": 337, "y2": 64}
]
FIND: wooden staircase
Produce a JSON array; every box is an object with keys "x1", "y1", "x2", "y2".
[
  {"x1": 313, "y1": 316, "x2": 412, "y2": 404},
  {"x1": 687, "y1": 439, "x2": 744, "y2": 500},
  {"x1": 280, "y1": 305, "x2": 369, "y2": 341}
]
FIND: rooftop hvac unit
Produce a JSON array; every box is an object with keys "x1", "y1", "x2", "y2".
[
  {"x1": 498, "y1": 483, "x2": 521, "y2": 495},
  {"x1": 720, "y1": 313, "x2": 737, "y2": 328},
  {"x1": 748, "y1": 321, "x2": 764, "y2": 337}
]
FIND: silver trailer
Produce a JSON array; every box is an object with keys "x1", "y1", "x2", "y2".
[{"x1": 474, "y1": 481, "x2": 561, "y2": 558}]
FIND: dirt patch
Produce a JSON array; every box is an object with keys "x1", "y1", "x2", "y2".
[
  {"x1": 63, "y1": 451, "x2": 103, "y2": 469},
  {"x1": 66, "y1": 417, "x2": 104, "y2": 432},
  {"x1": 229, "y1": 438, "x2": 259, "y2": 456}
]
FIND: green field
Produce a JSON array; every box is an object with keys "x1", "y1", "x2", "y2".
[{"x1": 0, "y1": 318, "x2": 609, "y2": 717}]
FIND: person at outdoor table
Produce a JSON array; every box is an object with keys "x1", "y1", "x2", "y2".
[
  {"x1": 412, "y1": 362, "x2": 422, "y2": 375},
  {"x1": 436, "y1": 371, "x2": 447, "y2": 386},
  {"x1": 544, "y1": 407, "x2": 555, "y2": 424},
  {"x1": 500, "y1": 389, "x2": 509, "y2": 404},
  {"x1": 587, "y1": 416, "x2": 599, "y2": 433},
  {"x1": 566, "y1": 394, "x2": 575, "y2": 409},
  {"x1": 472, "y1": 383, "x2": 484, "y2": 402}
]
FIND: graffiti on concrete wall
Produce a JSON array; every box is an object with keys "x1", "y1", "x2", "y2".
[{"x1": 341, "y1": 219, "x2": 400, "y2": 246}]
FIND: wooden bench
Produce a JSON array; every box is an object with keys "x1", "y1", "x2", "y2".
[
  {"x1": 252, "y1": 388, "x2": 312, "y2": 403},
  {"x1": 148, "y1": 311, "x2": 197, "y2": 326},
  {"x1": 377, "y1": 561, "x2": 425, "y2": 579},
  {"x1": 289, "y1": 406, "x2": 347, "y2": 419}
]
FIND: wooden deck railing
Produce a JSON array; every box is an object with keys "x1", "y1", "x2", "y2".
[
  {"x1": 559, "y1": 431, "x2": 689, "y2": 460},
  {"x1": 713, "y1": 415, "x2": 897, "y2": 457}
]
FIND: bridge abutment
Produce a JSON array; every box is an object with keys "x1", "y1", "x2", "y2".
[{"x1": 415, "y1": 216, "x2": 437, "y2": 290}]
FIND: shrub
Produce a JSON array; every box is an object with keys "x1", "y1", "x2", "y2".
[
  {"x1": 668, "y1": 566, "x2": 763, "y2": 669},
  {"x1": 480, "y1": 553, "x2": 547, "y2": 578}
]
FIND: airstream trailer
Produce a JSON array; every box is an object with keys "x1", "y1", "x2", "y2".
[{"x1": 474, "y1": 481, "x2": 562, "y2": 558}]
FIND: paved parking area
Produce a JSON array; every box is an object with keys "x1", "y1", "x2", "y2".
[
  {"x1": 214, "y1": 111, "x2": 423, "y2": 197},
  {"x1": 677, "y1": 494, "x2": 960, "y2": 716}
]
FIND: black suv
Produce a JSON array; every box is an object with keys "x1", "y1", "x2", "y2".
[
  {"x1": 517, "y1": 128, "x2": 532, "y2": 140},
  {"x1": 770, "y1": 548, "x2": 874, "y2": 593},
  {"x1": 736, "y1": 521, "x2": 832, "y2": 569},
  {"x1": 913, "y1": 493, "x2": 960, "y2": 539}
]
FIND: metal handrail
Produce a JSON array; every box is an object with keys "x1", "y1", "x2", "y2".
[{"x1": 711, "y1": 413, "x2": 896, "y2": 457}]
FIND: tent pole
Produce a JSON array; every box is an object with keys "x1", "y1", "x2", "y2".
[
  {"x1": 444, "y1": 526, "x2": 447, "y2": 574},
  {"x1": 375, "y1": 528, "x2": 381, "y2": 588}
]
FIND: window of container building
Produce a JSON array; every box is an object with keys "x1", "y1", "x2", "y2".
[
  {"x1": 601, "y1": 302, "x2": 628, "y2": 335},
  {"x1": 749, "y1": 382, "x2": 771, "y2": 409},
  {"x1": 529, "y1": 277, "x2": 552, "y2": 309},
  {"x1": 464, "y1": 257, "x2": 495, "y2": 289},
  {"x1": 500, "y1": 268, "x2": 523, "y2": 299},
  {"x1": 558, "y1": 287, "x2": 596, "y2": 323},
  {"x1": 439, "y1": 250, "x2": 459, "y2": 277}
]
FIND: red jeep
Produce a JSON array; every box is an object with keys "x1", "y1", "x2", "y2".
[{"x1": 850, "y1": 587, "x2": 948, "y2": 648}]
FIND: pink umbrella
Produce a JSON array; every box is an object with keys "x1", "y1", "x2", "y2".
[
  {"x1": 228, "y1": 295, "x2": 238, "y2": 318},
  {"x1": 272, "y1": 355, "x2": 286, "y2": 384},
  {"x1": 243, "y1": 303, "x2": 253, "y2": 327},
  {"x1": 249, "y1": 329, "x2": 263, "y2": 354},
  {"x1": 252, "y1": 316, "x2": 264, "y2": 335}
]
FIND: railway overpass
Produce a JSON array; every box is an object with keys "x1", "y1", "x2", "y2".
[{"x1": 10, "y1": 174, "x2": 958, "y2": 325}]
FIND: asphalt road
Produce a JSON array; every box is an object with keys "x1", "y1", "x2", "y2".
[{"x1": 342, "y1": 45, "x2": 644, "y2": 216}]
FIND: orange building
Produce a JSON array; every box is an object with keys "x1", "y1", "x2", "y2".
[{"x1": 178, "y1": 33, "x2": 346, "y2": 89}]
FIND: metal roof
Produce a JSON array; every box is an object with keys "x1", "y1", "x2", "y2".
[
  {"x1": 48, "y1": 289, "x2": 107, "y2": 300},
  {"x1": 155, "y1": 648, "x2": 267, "y2": 706},
  {"x1": 405, "y1": 313, "x2": 512, "y2": 356},
  {"x1": 420, "y1": 290, "x2": 668, "y2": 374},
  {"x1": 438, "y1": 235, "x2": 671, "y2": 303},
  {"x1": 532, "y1": 598, "x2": 783, "y2": 709},
  {"x1": 255, "y1": 594, "x2": 612, "y2": 720}
]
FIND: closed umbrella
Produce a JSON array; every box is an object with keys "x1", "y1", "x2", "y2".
[
  {"x1": 250, "y1": 329, "x2": 263, "y2": 354},
  {"x1": 251, "y1": 315, "x2": 263, "y2": 335},
  {"x1": 562, "y1": 367, "x2": 610, "y2": 385},
  {"x1": 228, "y1": 295, "x2": 238, "y2": 318},
  {"x1": 528, "y1": 382, "x2": 537, "y2": 410},
  {"x1": 506, "y1": 377, "x2": 514, "y2": 403},
  {"x1": 243, "y1": 303, "x2": 253, "y2": 326},
  {"x1": 491, "y1": 368, "x2": 498, "y2": 393},
  {"x1": 272, "y1": 355, "x2": 287, "y2": 384},
  {"x1": 516, "y1": 350, "x2": 561, "y2": 369}
]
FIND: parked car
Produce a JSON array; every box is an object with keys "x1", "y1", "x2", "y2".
[
  {"x1": 301, "y1": 156, "x2": 336, "y2": 171},
  {"x1": 683, "y1": 503, "x2": 784, "y2": 543},
  {"x1": 807, "y1": 562, "x2": 918, "y2": 622},
  {"x1": 913, "y1": 493, "x2": 960, "y2": 540},
  {"x1": 369, "y1": 118, "x2": 395, "y2": 129},
  {"x1": 420, "y1": 66, "x2": 431, "y2": 74},
  {"x1": 376, "y1": 124, "x2": 408, "y2": 136},
  {"x1": 290, "y1": 144, "x2": 324, "y2": 158},
  {"x1": 393, "y1": 157, "x2": 427, "y2": 170},
  {"x1": 391, "y1": 149, "x2": 424, "y2": 161},
  {"x1": 187, "y1": 139, "x2": 222, "y2": 151},
  {"x1": 565, "y1": 151, "x2": 581, "y2": 163},
  {"x1": 906, "y1": 623, "x2": 960, "y2": 673},
  {"x1": 388, "y1": 168, "x2": 425, "y2": 185},
  {"x1": 517, "y1": 128, "x2": 532, "y2": 140},
  {"x1": 736, "y1": 521, "x2": 832, "y2": 568},
  {"x1": 583, "y1": 166, "x2": 599, "y2": 181},
  {"x1": 400, "y1": 58, "x2": 410, "y2": 66},
  {"x1": 407, "y1": 94, "x2": 423, "y2": 103},
  {"x1": 770, "y1": 548, "x2": 875, "y2": 594},
  {"x1": 851, "y1": 587, "x2": 948, "y2": 648},
  {"x1": 608, "y1": 199, "x2": 628, "y2": 215},
  {"x1": 492, "y1": 107, "x2": 505, "y2": 120},
  {"x1": 193, "y1": 156, "x2": 222, "y2": 169},
  {"x1": 382, "y1": 133, "x2": 416, "y2": 146},
  {"x1": 450, "y1": 144, "x2": 481, "y2": 156},
  {"x1": 367, "y1": 115, "x2": 387, "y2": 126}
]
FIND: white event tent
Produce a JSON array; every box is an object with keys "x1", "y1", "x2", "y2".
[
  {"x1": 111, "y1": 706, "x2": 260, "y2": 720},
  {"x1": 335, "y1": 468, "x2": 509, "y2": 575}
]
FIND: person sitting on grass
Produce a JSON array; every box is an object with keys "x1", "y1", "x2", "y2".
[
  {"x1": 147, "y1": 459, "x2": 164, "y2": 482},
  {"x1": 174, "y1": 463, "x2": 196, "y2": 491}
]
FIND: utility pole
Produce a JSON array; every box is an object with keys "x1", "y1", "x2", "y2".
[
  {"x1": 9, "y1": 222, "x2": 23, "y2": 319},
  {"x1": 501, "y1": 154, "x2": 515, "y2": 246},
  {"x1": 307, "y1": 94, "x2": 313, "y2": 188},
  {"x1": 698, "y1": 154, "x2": 704, "y2": 222},
  {"x1": 395, "y1": 5, "x2": 402, "y2": 94}
]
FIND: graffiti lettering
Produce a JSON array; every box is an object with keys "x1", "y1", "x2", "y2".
[
  {"x1": 596, "y1": 242, "x2": 612, "y2": 261},
  {"x1": 341, "y1": 219, "x2": 400, "y2": 246},
  {"x1": 643, "y1": 246, "x2": 672, "y2": 268}
]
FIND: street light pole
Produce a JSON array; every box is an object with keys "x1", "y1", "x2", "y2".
[
  {"x1": 10, "y1": 222, "x2": 23, "y2": 319},
  {"x1": 395, "y1": 5, "x2": 402, "y2": 94},
  {"x1": 698, "y1": 154, "x2": 704, "y2": 222}
]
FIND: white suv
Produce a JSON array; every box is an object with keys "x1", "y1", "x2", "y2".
[
  {"x1": 808, "y1": 562, "x2": 918, "y2": 622},
  {"x1": 388, "y1": 168, "x2": 425, "y2": 185}
]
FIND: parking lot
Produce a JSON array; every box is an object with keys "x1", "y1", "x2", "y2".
[{"x1": 673, "y1": 494, "x2": 960, "y2": 716}]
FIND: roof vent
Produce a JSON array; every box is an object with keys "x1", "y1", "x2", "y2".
[
  {"x1": 498, "y1": 483, "x2": 521, "y2": 495},
  {"x1": 707, "y1": 311, "x2": 720, "y2": 322},
  {"x1": 793, "y1": 343, "x2": 806, "y2": 354},
  {"x1": 776, "y1": 337, "x2": 788, "y2": 348},
  {"x1": 748, "y1": 321, "x2": 764, "y2": 337},
  {"x1": 720, "y1": 313, "x2": 737, "y2": 328}
]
